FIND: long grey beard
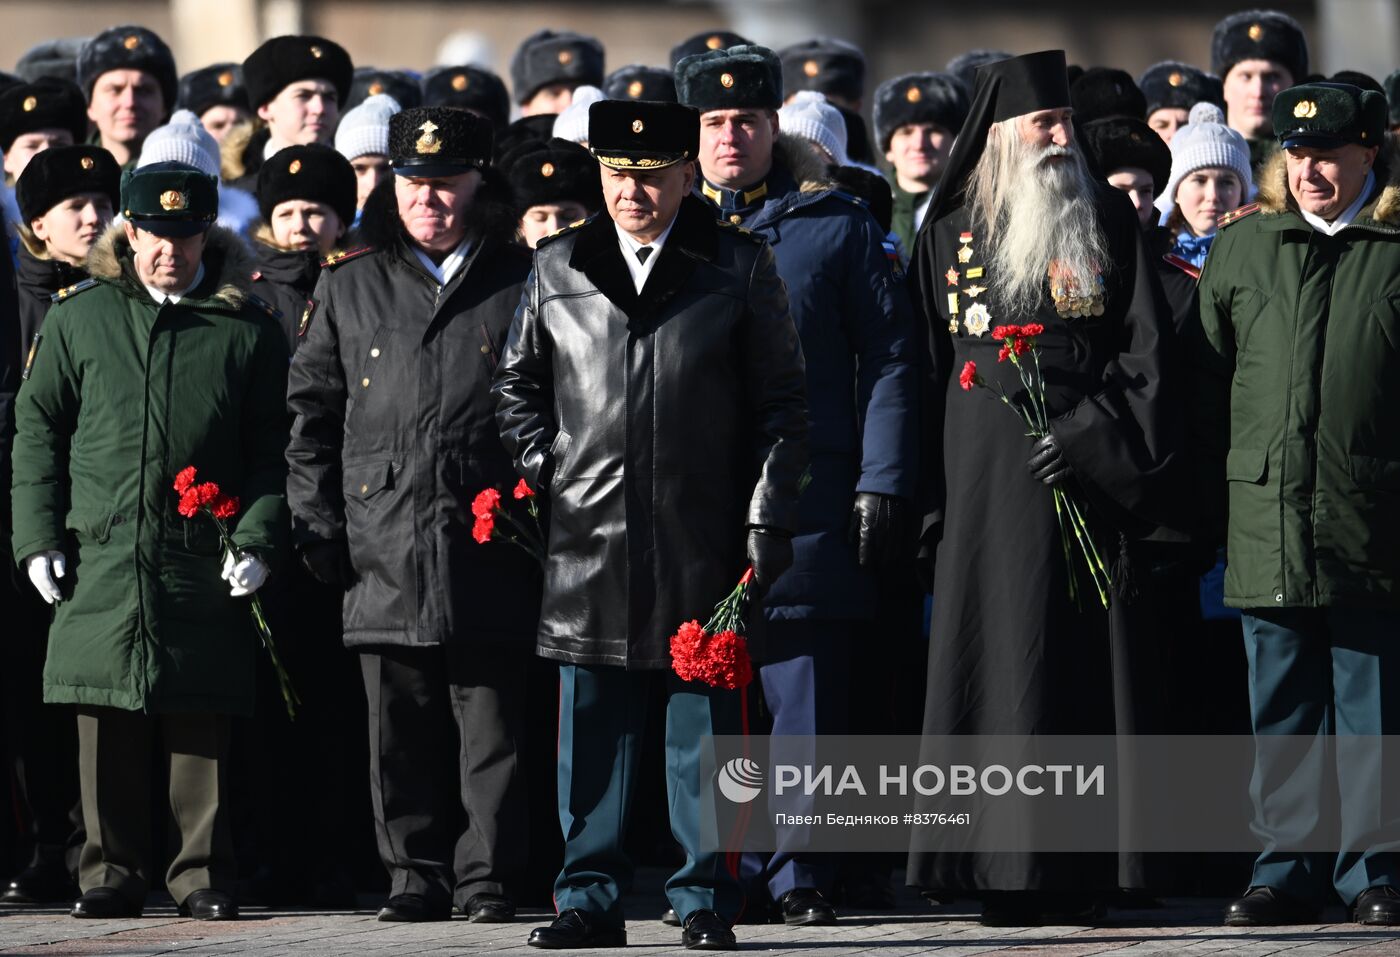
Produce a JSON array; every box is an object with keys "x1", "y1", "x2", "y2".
[{"x1": 967, "y1": 124, "x2": 1109, "y2": 318}]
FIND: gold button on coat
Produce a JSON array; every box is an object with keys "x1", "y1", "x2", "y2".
[{"x1": 362, "y1": 377, "x2": 370, "y2": 387}]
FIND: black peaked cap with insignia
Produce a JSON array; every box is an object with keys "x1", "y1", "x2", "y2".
[
  {"x1": 77, "y1": 26, "x2": 177, "y2": 115},
  {"x1": 510, "y1": 30, "x2": 605, "y2": 106},
  {"x1": 605, "y1": 65, "x2": 677, "y2": 104},
  {"x1": 1272, "y1": 81, "x2": 1386, "y2": 150},
  {"x1": 390, "y1": 106, "x2": 493, "y2": 177},
  {"x1": 256, "y1": 143, "x2": 357, "y2": 225},
  {"x1": 670, "y1": 31, "x2": 751, "y2": 70},
  {"x1": 178, "y1": 63, "x2": 249, "y2": 117},
  {"x1": 422, "y1": 65, "x2": 510, "y2": 129},
  {"x1": 873, "y1": 72, "x2": 969, "y2": 150},
  {"x1": 1211, "y1": 10, "x2": 1308, "y2": 86},
  {"x1": 1080, "y1": 116, "x2": 1172, "y2": 197},
  {"x1": 347, "y1": 68, "x2": 421, "y2": 112},
  {"x1": 1138, "y1": 61, "x2": 1223, "y2": 117},
  {"x1": 1070, "y1": 67, "x2": 1146, "y2": 123},
  {"x1": 17, "y1": 38, "x2": 87, "y2": 84},
  {"x1": 924, "y1": 49, "x2": 1072, "y2": 224},
  {"x1": 120, "y1": 162, "x2": 218, "y2": 237},
  {"x1": 242, "y1": 35, "x2": 353, "y2": 109},
  {"x1": 502, "y1": 137, "x2": 602, "y2": 212},
  {"x1": 778, "y1": 37, "x2": 866, "y2": 104},
  {"x1": 1386, "y1": 70, "x2": 1400, "y2": 128},
  {"x1": 0, "y1": 78, "x2": 88, "y2": 151},
  {"x1": 588, "y1": 100, "x2": 698, "y2": 171},
  {"x1": 16, "y1": 144, "x2": 120, "y2": 224},
  {"x1": 676, "y1": 45, "x2": 782, "y2": 112}
]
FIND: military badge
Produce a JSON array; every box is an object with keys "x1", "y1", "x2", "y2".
[
  {"x1": 415, "y1": 120, "x2": 442, "y2": 154},
  {"x1": 159, "y1": 189, "x2": 187, "y2": 211}
]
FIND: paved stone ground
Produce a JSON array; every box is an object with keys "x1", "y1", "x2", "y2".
[{"x1": 4, "y1": 872, "x2": 1400, "y2": 956}]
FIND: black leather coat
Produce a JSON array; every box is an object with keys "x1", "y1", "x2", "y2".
[
  {"x1": 494, "y1": 195, "x2": 809, "y2": 668},
  {"x1": 286, "y1": 179, "x2": 541, "y2": 648}
]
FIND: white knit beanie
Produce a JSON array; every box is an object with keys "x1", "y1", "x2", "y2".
[
  {"x1": 551, "y1": 85, "x2": 606, "y2": 145},
  {"x1": 1160, "y1": 102, "x2": 1253, "y2": 210},
  {"x1": 778, "y1": 91, "x2": 850, "y2": 167},
  {"x1": 136, "y1": 109, "x2": 220, "y2": 178},
  {"x1": 335, "y1": 93, "x2": 402, "y2": 162}
]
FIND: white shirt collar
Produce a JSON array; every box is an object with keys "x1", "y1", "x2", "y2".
[
  {"x1": 615, "y1": 215, "x2": 678, "y2": 295},
  {"x1": 1299, "y1": 170, "x2": 1375, "y2": 236},
  {"x1": 412, "y1": 237, "x2": 474, "y2": 287},
  {"x1": 144, "y1": 262, "x2": 206, "y2": 305}
]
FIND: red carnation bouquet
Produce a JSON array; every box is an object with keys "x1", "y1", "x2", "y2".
[
  {"x1": 959, "y1": 324, "x2": 1111, "y2": 608},
  {"x1": 471, "y1": 479, "x2": 545, "y2": 564},
  {"x1": 668, "y1": 567, "x2": 756, "y2": 691},
  {"x1": 173, "y1": 466, "x2": 300, "y2": 718}
]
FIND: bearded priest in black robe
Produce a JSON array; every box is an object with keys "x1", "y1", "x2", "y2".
[{"x1": 905, "y1": 50, "x2": 1180, "y2": 925}]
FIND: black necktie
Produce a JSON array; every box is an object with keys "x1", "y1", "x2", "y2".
[{"x1": 635, "y1": 246, "x2": 653, "y2": 264}]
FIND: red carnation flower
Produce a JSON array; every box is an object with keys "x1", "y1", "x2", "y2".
[
  {"x1": 472, "y1": 487, "x2": 501, "y2": 519},
  {"x1": 997, "y1": 344, "x2": 1011, "y2": 362},
  {"x1": 211, "y1": 495, "x2": 240, "y2": 521},
  {"x1": 1020, "y1": 323, "x2": 1045, "y2": 337},
  {"x1": 472, "y1": 514, "x2": 495, "y2": 544},
  {"x1": 513, "y1": 479, "x2": 535, "y2": 500},
  {"x1": 959, "y1": 361, "x2": 979, "y2": 391},
  {"x1": 1013, "y1": 337, "x2": 1029, "y2": 356},
  {"x1": 991, "y1": 324, "x2": 1020, "y2": 340},
  {"x1": 173, "y1": 466, "x2": 197, "y2": 494},
  {"x1": 669, "y1": 619, "x2": 709, "y2": 683}
]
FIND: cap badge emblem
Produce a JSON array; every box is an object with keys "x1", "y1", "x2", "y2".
[
  {"x1": 218, "y1": 71, "x2": 234, "y2": 87},
  {"x1": 803, "y1": 59, "x2": 819, "y2": 77},
  {"x1": 22, "y1": 96, "x2": 36, "y2": 112},
  {"x1": 416, "y1": 120, "x2": 442, "y2": 154},
  {"x1": 369, "y1": 82, "x2": 384, "y2": 95},
  {"x1": 159, "y1": 190, "x2": 186, "y2": 211},
  {"x1": 720, "y1": 72, "x2": 734, "y2": 89},
  {"x1": 627, "y1": 80, "x2": 644, "y2": 98},
  {"x1": 289, "y1": 159, "x2": 302, "y2": 174},
  {"x1": 123, "y1": 34, "x2": 141, "y2": 50},
  {"x1": 632, "y1": 119, "x2": 644, "y2": 133},
  {"x1": 1293, "y1": 99, "x2": 1317, "y2": 119},
  {"x1": 906, "y1": 85, "x2": 922, "y2": 103},
  {"x1": 1247, "y1": 23, "x2": 1263, "y2": 40},
  {"x1": 310, "y1": 45, "x2": 324, "y2": 58},
  {"x1": 452, "y1": 73, "x2": 468, "y2": 91},
  {"x1": 1168, "y1": 71, "x2": 1184, "y2": 87},
  {"x1": 540, "y1": 162, "x2": 555, "y2": 177},
  {"x1": 558, "y1": 50, "x2": 573, "y2": 65},
  {"x1": 706, "y1": 34, "x2": 724, "y2": 49},
  {"x1": 80, "y1": 156, "x2": 95, "y2": 169}
]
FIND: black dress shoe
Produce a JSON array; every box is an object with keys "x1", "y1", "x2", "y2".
[
  {"x1": 1354, "y1": 885, "x2": 1400, "y2": 925},
  {"x1": 661, "y1": 907, "x2": 680, "y2": 925},
  {"x1": 377, "y1": 893, "x2": 451, "y2": 922},
  {"x1": 681, "y1": 909, "x2": 737, "y2": 950},
  {"x1": 779, "y1": 888, "x2": 837, "y2": 926},
  {"x1": 1224, "y1": 886, "x2": 1320, "y2": 926},
  {"x1": 71, "y1": 887, "x2": 142, "y2": 919},
  {"x1": 465, "y1": 892, "x2": 515, "y2": 923},
  {"x1": 179, "y1": 889, "x2": 238, "y2": 920},
  {"x1": 528, "y1": 908, "x2": 626, "y2": 948},
  {"x1": 3, "y1": 862, "x2": 78, "y2": 904}
]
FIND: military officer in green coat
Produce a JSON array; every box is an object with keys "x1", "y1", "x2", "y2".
[
  {"x1": 1192, "y1": 82, "x2": 1400, "y2": 928},
  {"x1": 9, "y1": 163, "x2": 290, "y2": 920}
]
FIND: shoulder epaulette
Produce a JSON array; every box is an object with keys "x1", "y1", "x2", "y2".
[
  {"x1": 536, "y1": 219, "x2": 589, "y2": 248},
  {"x1": 245, "y1": 292, "x2": 282, "y2": 320},
  {"x1": 1217, "y1": 203, "x2": 1260, "y2": 229},
  {"x1": 1162, "y1": 253, "x2": 1201, "y2": 281},
  {"x1": 827, "y1": 189, "x2": 869, "y2": 209},
  {"x1": 716, "y1": 217, "x2": 758, "y2": 239},
  {"x1": 49, "y1": 278, "x2": 99, "y2": 303},
  {"x1": 321, "y1": 246, "x2": 375, "y2": 268}
]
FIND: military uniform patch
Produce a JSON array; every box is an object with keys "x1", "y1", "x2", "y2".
[
  {"x1": 1162, "y1": 253, "x2": 1202, "y2": 281},
  {"x1": 246, "y1": 292, "x2": 282, "y2": 320},
  {"x1": 1217, "y1": 203, "x2": 1261, "y2": 229},
  {"x1": 49, "y1": 278, "x2": 99, "y2": 303},
  {"x1": 21, "y1": 334, "x2": 40, "y2": 380},
  {"x1": 298, "y1": 299, "x2": 317, "y2": 337},
  {"x1": 321, "y1": 246, "x2": 375, "y2": 268}
]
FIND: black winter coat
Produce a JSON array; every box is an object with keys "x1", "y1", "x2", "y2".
[
  {"x1": 250, "y1": 232, "x2": 321, "y2": 350},
  {"x1": 493, "y1": 195, "x2": 809, "y2": 669},
  {"x1": 286, "y1": 179, "x2": 541, "y2": 648}
]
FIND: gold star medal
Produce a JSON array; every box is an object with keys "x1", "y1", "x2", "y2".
[
  {"x1": 415, "y1": 120, "x2": 441, "y2": 154},
  {"x1": 956, "y1": 245, "x2": 974, "y2": 264}
]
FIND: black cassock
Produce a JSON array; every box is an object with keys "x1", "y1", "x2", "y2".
[{"x1": 905, "y1": 182, "x2": 1180, "y2": 894}]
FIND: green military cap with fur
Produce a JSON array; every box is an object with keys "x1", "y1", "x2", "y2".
[
  {"x1": 120, "y1": 162, "x2": 218, "y2": 236},
  {"x1": 1272, "y1": 81, "x2": 1387, "y2": 149}
]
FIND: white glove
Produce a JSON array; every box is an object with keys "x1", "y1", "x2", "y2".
[
  {"x1": 221, "y1": 551, "x2": 270, "y2": 597},
  {"x1": 25, "y1": 551, "x2": 66, "y2": 604}
]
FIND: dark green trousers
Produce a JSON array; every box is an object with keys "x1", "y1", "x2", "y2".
[
  {"x1": 554, "y1": 664, "x2": 744, "y2": 926},
  {"x1": 76, "y1": 706, "x2": 233, "y2": 907}
]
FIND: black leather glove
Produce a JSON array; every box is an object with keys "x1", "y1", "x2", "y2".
[
  {"x1": 301, "y1": 538, "x2": 354, "y2": 588},
  {"x1": 1027, "y1": 433, "x2": 1073, "y2": 486},
  {"x1": 746, "y1": 527, "x2": 793, "y2": 598},
  {"x1": 848, "y1": 492, "x2": 911, "y2": 569}
]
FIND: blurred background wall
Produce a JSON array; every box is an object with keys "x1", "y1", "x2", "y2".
[{"x1": 1, "y1": 0, "x2": 1394, "y2": 105}]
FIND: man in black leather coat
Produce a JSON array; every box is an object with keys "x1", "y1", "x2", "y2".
[{"x1": 495, "y1": 99, "x2": 808, "y2": 952}]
